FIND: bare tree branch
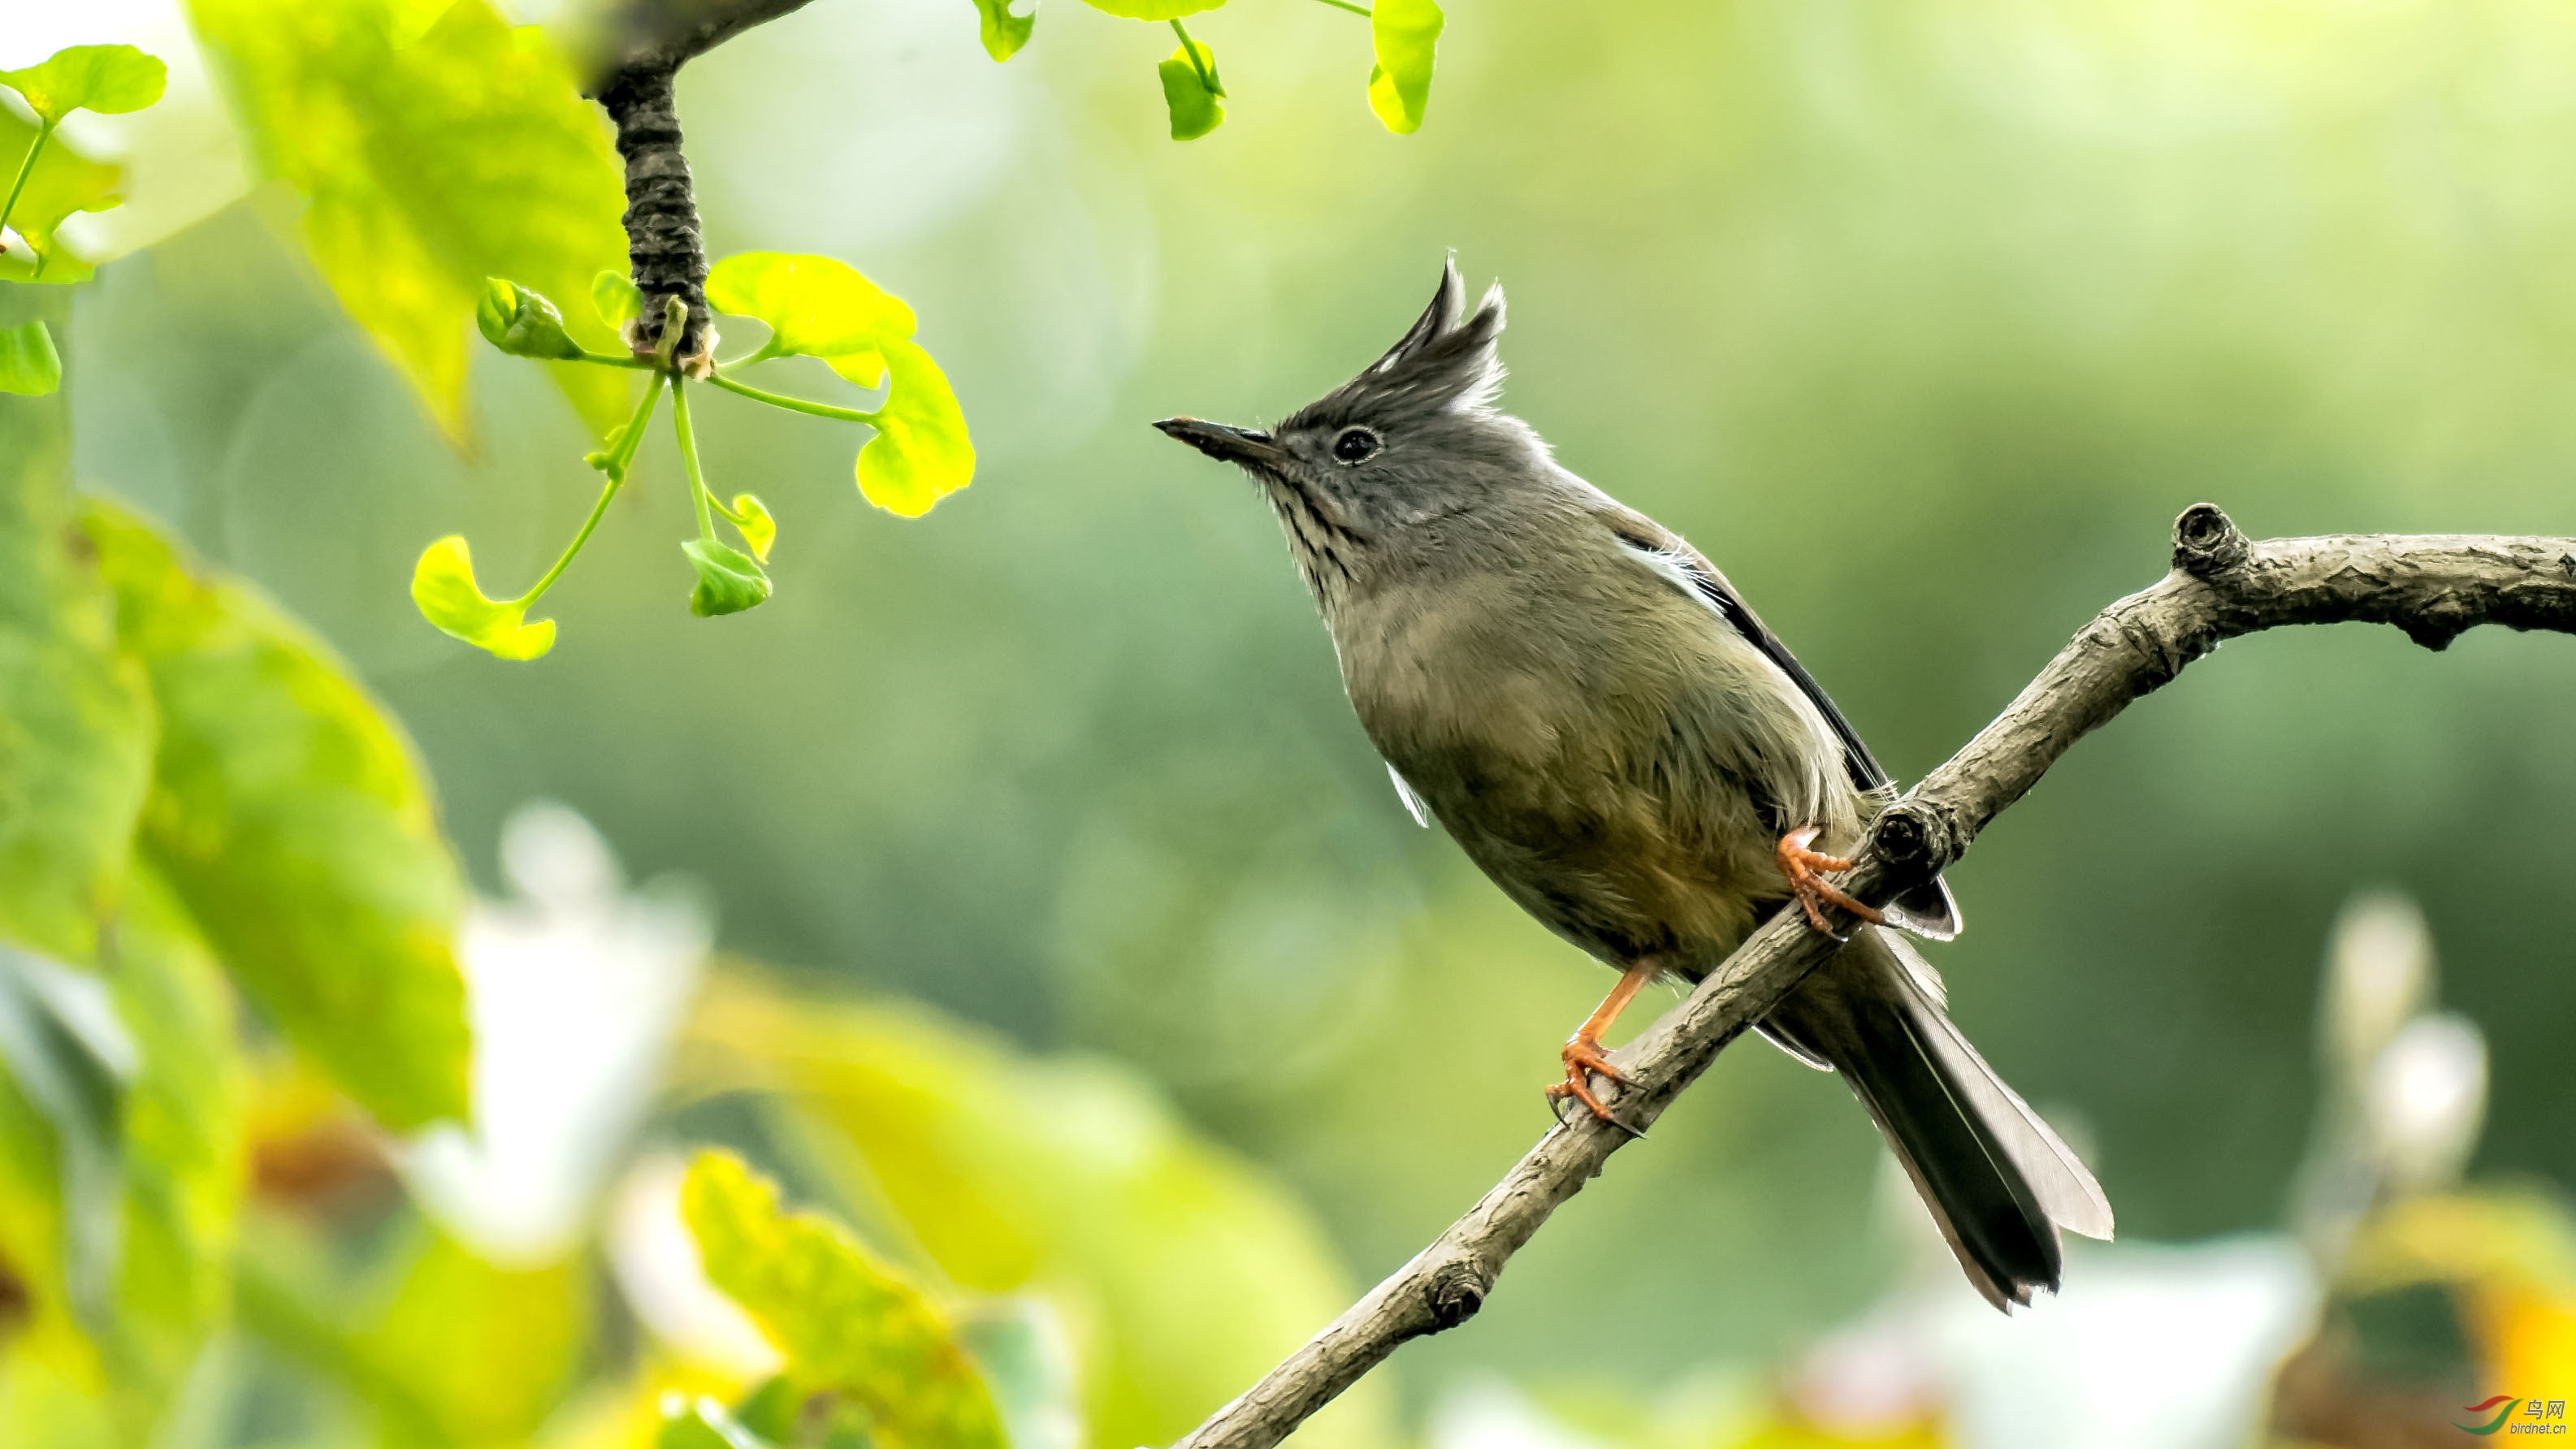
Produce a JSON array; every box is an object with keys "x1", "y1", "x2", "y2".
[{"x1": 1172, "y1": 504, "x2": 2576, "y2": 1449}]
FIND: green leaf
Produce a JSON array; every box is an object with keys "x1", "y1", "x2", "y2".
[
  {"x1": 409, "y1": 534, "x2": 557, "y2": 660},
  {"x1": 683, "y1": 539, "x2": 773, "y2": 618},
  {"x1": 0, "y1": 287, "x2": 153, "y2": 967},
  {"x1": 0, "y1": 45, "x2": 168, "y2": 124},
  {"x1": 855, "y1": 338, "x2": 974, "y2": 517},
  {"x1": 93, "y1": 867, "x2": 248, "y2": 1429},
  {"x1": 594, "y1": 269, "x2": 643, "y2": 331},
  {"x1": 84, "y1": 500, "x2": 473, "y2": 1131},
  {"x1": 0, "y1": 869, "x2": 245, "y2": 1438},
  {"x1": 0, "y1": 945, "x2": 130, "y2": 1343},
  {"x1": 474, "y1": 278, "x2": 587, "y2": 361},
  {"x1": 349, "y1": 1228, "x2": 587, "y2": 1443},
  {"x1": 1077, "y1": 0, "x2": 1222, "y2": 20},
  {"x1": 0, "y1": 109, "x2": 122, "y2": 283},
  {"x1": 187, "y1": 0, "x2": 632, "y2": 438},
  {"x1": 0, "y1": 321, "x2": 62, "y2": 396},
  {"x1": 705, "y1": 252, "x2": 916, "y2": 369},
  {"x1": 1366, "y1": 0, "x2": 1443, "y2": 134},
  {"x1": 731, "y1": 494, "x2": 777, "y2": 562},
  {"x1": 972, "y1": 0, "x2": 1037, "y2": 62},
  {"x1": 1159, "y1": 39, "x2": 1226, "y2": 141},
  {"x1": 681, "y1": 1150, "x2": 1010, "y2": 1449}
]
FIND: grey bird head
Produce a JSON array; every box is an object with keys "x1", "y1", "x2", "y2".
[{"x1": 1155, "y1": 259, "x2": 1549, "y2": 604}]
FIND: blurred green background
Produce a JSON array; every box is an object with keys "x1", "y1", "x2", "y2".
[{"x1": 49, "y1": 0, "x2": 2576, "y2": 1417}]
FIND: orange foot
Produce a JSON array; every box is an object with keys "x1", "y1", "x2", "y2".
[
  {"x1": 1777, "y1": 825, "x2": 1884, "y2": 937},
  {"x1": 1545, "y1": 1035, "x2": 1628, "y2": 1120}
]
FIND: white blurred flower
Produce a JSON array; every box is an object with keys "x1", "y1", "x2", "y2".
[
  {"x1": 1426, "y1": 1378, "x2": 1623, "y2": 1449},
  {"x1": 2365, "y1": 1011, "x2": 2487, "y2": 1195},
  {"x1": 1925, "y1": 1236, "x2": 2319, "y2": 1449},
  {"x1": 2319, "y1": 892, "x2": 2435, "y2": 1091},
  {"x1": 607, "y1": 1154, "x2": 781, "y2": 1379},
  {"x1": 400, "y1": 802, "x2": 710, "y2": 1264}
]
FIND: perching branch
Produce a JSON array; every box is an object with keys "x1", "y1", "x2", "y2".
[
  {"x1": 1171, "y1": 504, "x2": 2576, "y2": 1449},
  {"x1": 578, "y1": 0, "x2": 820, "y2": 369}
]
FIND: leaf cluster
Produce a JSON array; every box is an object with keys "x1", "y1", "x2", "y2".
[{"x1": 1000, "y1": 0, "x2": 1444, "y2": 141}]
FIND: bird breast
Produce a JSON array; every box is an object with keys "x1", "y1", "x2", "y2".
[{"x1": 1329, "y1": 543, "x2": 1858, "y2": 962}]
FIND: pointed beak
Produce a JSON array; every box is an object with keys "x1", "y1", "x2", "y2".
[{"x1": 1154, "y1": 416, "x2": 1283, "y2": 469}]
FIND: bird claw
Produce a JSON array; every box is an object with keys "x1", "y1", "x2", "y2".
[
  {"x1": 1777, "y1": 826, "x2": 1883, "y2": 937},
  {"x1": 1547, "y1": 1037, "x2": 1646, "y2": 1137}
]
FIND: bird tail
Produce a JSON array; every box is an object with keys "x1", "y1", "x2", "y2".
[{"x1": 1760, "y1": 926, "x2": 2115, "y2": 1310}]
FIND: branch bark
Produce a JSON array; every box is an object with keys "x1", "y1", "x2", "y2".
[
  {"x1": 577, "y1": 0, "x2": 820, "y2": 369},
  {"x1": 1172, "y1": 504, "x2": 2576, "y2": 1449}
]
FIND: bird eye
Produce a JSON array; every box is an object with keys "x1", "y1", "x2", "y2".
[{"x1": 1331, "y1": 427, "x2": 1381, "y2": 464}]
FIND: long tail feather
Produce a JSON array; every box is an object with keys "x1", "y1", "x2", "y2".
[{"x1": 1761, "y1": 927, "x2": 2112, "y2": 1309}]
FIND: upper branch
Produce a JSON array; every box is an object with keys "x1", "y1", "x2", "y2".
[
  {"x1": 1171, "y1": 504, "x2": 2576, "y2": 1449},
  {"x1": 596, "y1": 67, "x2": 714, "y2": 372},
  {"x1": 574, "y1": 0, "x2": 820, "y2": 370},
  {"x1": 580, "y1": 0, "x2": 821, "y2": 81}
]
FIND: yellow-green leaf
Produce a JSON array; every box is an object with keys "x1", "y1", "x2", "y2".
[
  {"x1": 1077, "y1": 0, "x2": 1222, "y2": 20},
  {"x1": 85, "y1": 500, "x2": 472, "y2": 1131},
  {"x1": 186, "y1": 0, "x2": 631, "y2": 438},
  {"x1": 475, "y1": 278, "x2": 587, "y2": 361},
  {"x1": 855, "y1": 339, "x2": 973, "y2": 517},
  {"x1": 1158, "y1": 39, "x2": 1225, "y2": 141},
  {"x1": 731, "y1": 494, "x2": 777, "y2": 562},
  {"x1": 0, "y1": 109, "x2": 122, "y2": 283},
  {"x1": 706, "y1": 252, "x2": 917, "y2": 366},
  {"x1": 351, "y1": 1228, "x2": 587, "y2": 1443},
  {"x1": 0, "y1": 321, "x2": 61, "y2": 397},
  {"x1": 1366, "y1": 0, "x2": 1442, "y2": 135},
  {"x1": 682, "y1": 1150, "x2": 1009, "y2": 1449},
  {"x1": 594, "y1": 269, "x2": 643, "y2": 330},
  {"x1": 409, "y1": 535, "x2": 556, "y2": 660},
  {"x1": 0, "y1": 287, "x2": 152, "y2": 967},
  {"x1": 971, "y1": 0, "x2": 1037, "y2": 62},
  {"x1": 0, "y1": 45, "x2": 168, "y2": 124}
]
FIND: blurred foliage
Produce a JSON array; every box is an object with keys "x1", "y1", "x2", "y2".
[
  {"x1": 682, "y1": 1149, "x2": 1009, "y2": 1449},
  {"x1": 92, "y1": 500, "x2": 471, "y2": 1131},
  {"x1": 186, "y1": 0, "x2": 633, "y2": 438}
]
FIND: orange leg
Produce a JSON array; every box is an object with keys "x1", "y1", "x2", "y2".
[
  {"x1": 1546, "y1": 959, "x2": 1660, "y2": 1131},
  {"x1": 1777, "y1": 825, "x2": 1884, "y2": 936}
]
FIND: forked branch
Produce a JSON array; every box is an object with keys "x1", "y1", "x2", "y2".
[{"x1": 1172, "y1": 504, "x2": 2576, "y2": 1449}]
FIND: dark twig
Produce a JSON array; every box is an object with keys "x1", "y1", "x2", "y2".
[
  {"x1": 596, "y1": 67, "x2": 713, "y2": 371},
  {"x1": 1171, "y1": 505, "x2": 2576, "y2": 1449},
  {"x1": 576, "y1": 1, "x2": 820, "y2": 370}
]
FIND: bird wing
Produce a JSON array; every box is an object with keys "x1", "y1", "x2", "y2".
[{"x1": 1603, "y1": 509, "x2": 1962, "y2": 940}]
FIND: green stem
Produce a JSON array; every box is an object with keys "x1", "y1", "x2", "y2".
[
  {"x1": 515, "y1": 376, "x2": 664, "y2": 608},
  {"x1": 578, "y1": 348, "x2": 654, "y2": 369},
  {"x1": 1307, "y1": 0, "x2": 1371, "y2": 16},
  {"x1": 1, "y1": 120, "x2": 54, "y2": 254},
  {"x1": 672, "y1": 379, "x2": 717, "y2": 543},
  {"x1": 715, "y1": 338, "x2": 784, "y2": 370},
  {"x1": 708, "y1": 371, "x2": 879, "y2": 424},
  {"x1": 1171, "y1": 19, "x2": 1219, "y2": 93}
]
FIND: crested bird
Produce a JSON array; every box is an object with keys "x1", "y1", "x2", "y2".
[{"x1": 1154, "y1": 260, "x2": 2113, "y2": 1308}]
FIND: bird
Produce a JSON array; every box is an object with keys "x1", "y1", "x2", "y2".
[{"x1": 1154, "y1": 259, "x2": 2113, "y2": 1309}]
